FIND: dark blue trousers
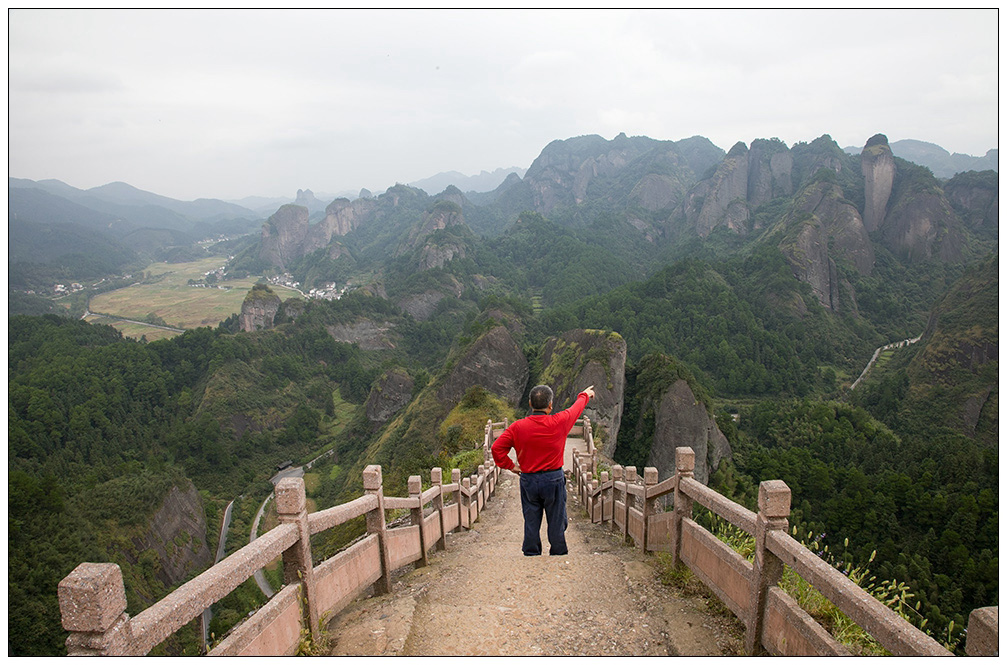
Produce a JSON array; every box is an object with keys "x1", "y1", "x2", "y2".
[{"x1": 519, "y1": 469, "x2": 568, "y2": 556}]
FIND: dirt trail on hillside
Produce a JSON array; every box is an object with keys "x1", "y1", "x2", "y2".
[{"x1": 326, "y1": 472, "x2": 742, "y2": 656}]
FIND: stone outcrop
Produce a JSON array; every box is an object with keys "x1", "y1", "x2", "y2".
[
  {"x1": 365, "y1": 368, "x2": 415, "y2": 425},
  {"x1": 682, "y1": 142, "x2": 751, "y2": 237},
  {"x1": 397, "y1": 277, "x2": 463, "y2": 321},
  {"x1": 780, "y1": 218, "x2": 841, "y2": 311},
  {"x1": 629, "y1": 174, "x2": 684, "y2": 212},
  {"x1": 259, "y1": 198, "x2": 378, "y2": 270},
  {"x1": 881, "y1": 186, "x2": 963, "y2": 263},
  {"x1": 240, "y1": 284, "x2": 281, "y2": 332},
  {"x1": 645, "y1": 379, "x2": 731, "y2": 485},
  {"x1": 538, "y1": 330, "x2": 627, "y2": 456},
  {"x1": 396, "y1": 200, "x2": 470, "y2": 270},
  {"x1": 861, "y1": 134, "x2": 896, "y2": 232},
  {"x1": 747, "y1": 138, "x2": 793, "y2": 207},
  {"x1": 437, "y1": 325, "x2": 528, "y2": 407},
  {"x1": 122, "y1": 483, "x2": 213, "y2": 592},
  {"x1": 943, "y1": 171, "x2": 999, "y2": 233},
  {"x1": 326, "y1": 320, "x2": 397, "y2": 351},
  {"x1": 794, "y1": 181, "x2": 874, "y2": 275}
]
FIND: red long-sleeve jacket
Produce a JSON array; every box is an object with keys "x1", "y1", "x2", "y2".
[{"x1": 491, "y1": 392, "x2": 591, "y2": 473}]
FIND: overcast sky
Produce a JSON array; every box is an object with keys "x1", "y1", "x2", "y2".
[{"x1": 8, "y1": 9, "x2": 1000, "y2": 202}]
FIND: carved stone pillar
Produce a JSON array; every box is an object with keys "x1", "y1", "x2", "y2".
[
  {"x1": 363, "y1": 465, "x2": 391, "y2": 595},
  {"x1": 670, "y1": 447, "x2": 695, "y2": 568},
  {"x1": 59, "y1": 563, "x2": 135, "y2": 656},
  {"x1": 746, "y1": 479, "x2": 791, "y2": 655}
]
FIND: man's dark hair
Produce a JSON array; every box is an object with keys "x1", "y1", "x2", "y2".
[{"x1": 529, "y1": 385, "x2": 553, "y2": 410}]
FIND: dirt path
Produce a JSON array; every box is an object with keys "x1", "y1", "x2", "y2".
[{"x1": 326, "y1": 471, "x2": 741, "y2": 656}]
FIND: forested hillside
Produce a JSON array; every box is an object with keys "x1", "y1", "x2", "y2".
[{"x1": 8, "y1": 131, "x2": 997, "y2": 655}]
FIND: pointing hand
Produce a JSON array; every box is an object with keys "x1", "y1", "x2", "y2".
[{"x1": 583, "y1": 386, "x2": 595, "y2": 399}]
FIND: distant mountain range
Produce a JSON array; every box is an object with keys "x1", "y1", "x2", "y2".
[
  {"x1": 842, "y1": 139, "x2": 997, "y2": 178},
  {"x1": 408, "y1": 167, "x2": 527, "y2": 196}
]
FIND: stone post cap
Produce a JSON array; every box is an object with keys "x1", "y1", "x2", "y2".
[
  {"x1": 478, "y1": 464, "x2": 486, "y2": 476},
  {"x1": 611, "y1": 465, "x2": 624, "y2": 479},
  {"x1": 408, "y1": 475, "x2": 422, "y2": 495},
  {"x1": 676, "y1": 447, "x2": 695, "y2": 472},
  {"x1": 363, "y1": 465, "x2": 383, "y2": 491},
  {"x1": 276, "y1": 477, "x2": 306, "y2": 515},
  {"x1": 600, "y1": 471, "x2": 609, "y2": 483},
  {"x1": 462, "y1": 477, "x2": 471, "y2": 488},
  {"x1": 451, "y1": 469, "x2": 461, "y2": 483},
  {"x1": 644, "y1": 467, "x2": 659, "y2": 485},
  {"x1": 966, "y1": 607, "x2": 999, "y2": 656},
  {"x1": 758, "y1": 480, "x2": 792, "y2": 519},
  {"x1": 625, "y1": 466, "x2": 637, "y2": 482},
  {"x1": 591, "y1": 479, "x2": 599, "y2": 490},
  {"x1": 58, "y1": 563, "x2": 127, "y2": 633},
  {"x1": 586, "y1": 472, "x2": 593, "y2": 483},
  {"x1": 431, "y1": 468, "x2": 443, "y2": 484}
]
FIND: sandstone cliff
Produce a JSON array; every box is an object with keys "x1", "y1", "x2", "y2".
[
  {"x1": 259, "y1": 204, "x2": 311, "y2": 271},
  {"x1": 943, "y1": 170, "x2": 998, "y2": 234},
  {"x1": 240, "y1": 284, "x2": 281, "y2": 332},
  {"x1": 396, "y1": 200, "x2": 471, "y2": 270},
  {"x1": 881, "y1": 175, "x2": 964, "y2": 263},
  {"x1": 326, "y1": 320, "x2": 398, "y2": 351},
  {"x1": 437, "y1": 325, "x2": 529, "y2": 407},
  {"x1": 682, "y1": 142, "x2": 751, "y2": 237},
  {"x1": 123, "y1": 482, "x2": 213, "y2": 592},
  {"x1": 645, "y1": 379, "x2": 732, "y2": 485},
  {"x1": 365, "y1": 368, "x2": 415, "y2": 425},
  {"x1": 538, "y1": 329, "x2": 627, "y2": 456},
  {"x1": 780, "y1": 217, "x2": 841, "y2": 311},
  {"x1": 747, "y1": 138, "x2": 793, "y2": 207},
  {"x1": 861, "y1": 134, "x2": 896, "y2": 232}
]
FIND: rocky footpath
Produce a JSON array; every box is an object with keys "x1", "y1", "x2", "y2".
[{"x1": 326, "y1": 474, "x2": 741, "y2": 656}]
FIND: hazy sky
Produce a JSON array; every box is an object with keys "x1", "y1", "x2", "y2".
[{"x1": 8, "y1": 9, "x2": 999, "y2": 202}]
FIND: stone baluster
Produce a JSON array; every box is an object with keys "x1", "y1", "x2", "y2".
[
  {"x1": 431, "y1": 468, "x2": 447, "y2": 551},
  {"x1": 599, "y1": 471, "x2": 611, "y2": 524},
  {"x1": 642, "y1": 467, "x2": 659, "y2": 551},
  {"x1": 623, "y1": 466, "x2": 637, "y2": 540},
  {"x1": 363, "y1": 465, "x2": 391, "y2": 595},
  {"x1": 58, "y1": 563, "x2": 135, "y2": 656},
  {"x1": 590, "y1": 478, "x2": 600, "y2": 523},
  {"x1": 478, "y1": 465, "x2": 488, "y2": 504},
  {"x1": 966, "y1": 607, "x2": 999, "y2": 656},
  {"x1": 276, "y1": 477, "x2": 319, "y2": 641},
  {"x1": 669, "y1": 448, "x2": 694, "y2": 568},
  {"x1": 408, "y1": 475, "x2": 428, "y2": 568},
  {"x1": 745, "y1": 479, "x2": 791, "y2": 655},
  {"x1": 452, "y1": 469, "x2": 462, "y2": 531},
  {"x1": 610, "y1": 465, "x2": 624, "y2": 535},
  {"x1": 461, "y1": 476, "x2": 472, "y2": 528}
]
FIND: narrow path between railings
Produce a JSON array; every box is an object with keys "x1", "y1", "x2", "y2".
[{"x1": 325, "y1": 470, "x2": 742, "y2": 656}]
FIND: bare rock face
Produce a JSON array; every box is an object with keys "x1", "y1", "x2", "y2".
[
  {"x1": 398, "y1": 277, "x2": 463, "y2": 321},
  {"x1": 397, "y1": 201, "x2": 469, "y2": 270},
  {"x1": 259, "y1": 204, "x2": 310, "y2": 271},
  {"x1": 437, "y1": 325, "x2": 529, "y2": 407},
  {"x1": 322, "y1": 197, "x2": 378, "y2": 237},
  {"x1": 645, "y1": 379, "x2": 731, "y2": 485},
  {"x1": 780, "y1": 218, "x2": 841, "y2": 311},
  {"x1": 629, "y1": 173, "x2": 684, "y2": 212},
  {"x1": 683, "y1": 142, "x2": 751, "y2": 237},
  {"x1": 326, "y1": 320, "x2": 397, "y2": 350},
  {"x1": 538, "y1": 330, "x2": 627, "y2": 457},
  {"x1": 748, "y1": 138, "x2": 793, "y2": 207},
  {"x1": 365, "y1": 368, "x2": 415, "y2": 425},
  {"x1": 861, "y1": 134, "x2": 896, "y2": 232},
  {"x1": 881, "y1": 188, "x2": 964, "y2": 262},
  {"x1": 943, "y1": 171, "x2": 999, "y2": 233},
  {"x1": 240, "y1": 284, "x2": 281, "y2": 332},
  {"x1": 795, "y1": 181, "x2": 875, "y2": 275},
  {"x1": 123, "y1": 483, "x2": 213, "y2": 592}
]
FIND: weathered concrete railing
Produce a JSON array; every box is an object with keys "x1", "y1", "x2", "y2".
[
  {"x1": 571, "y1": 442, "x2": 999, "y2": 657},
  {"x1": 57, "y1": 423, "x2": 507, "y2": 656}
]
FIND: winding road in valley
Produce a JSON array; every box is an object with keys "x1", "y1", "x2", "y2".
[{"x1": 849, "y1": 335, "x2": 921, "y2": 390}]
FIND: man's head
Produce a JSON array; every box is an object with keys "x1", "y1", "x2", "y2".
[{"x1": 529, "y1": 385, "x2": 554, "y2": 411}]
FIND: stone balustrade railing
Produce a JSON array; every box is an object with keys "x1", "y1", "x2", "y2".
[
  {"x1": 57, "y1": 420, "x2": 507, "y2": 656},
  {"x1": 570, "y1": 432, "x2": 999, "y2": 657}
]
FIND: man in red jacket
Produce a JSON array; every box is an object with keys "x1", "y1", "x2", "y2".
[{"x1": 492, "y1": 384, "x2": 595, "y2": 556}]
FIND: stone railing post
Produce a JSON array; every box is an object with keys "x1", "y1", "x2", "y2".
[
  {"x1": 363, "y1": 465, "x2": 392, "y2": 595},
  {"x1": 746, "y1": 479, "x2": 791, "y2": 655},
  {"x1": 610, "y1": 465, "x2": 624, "y2": 535},
  {"x1": 965, "y1": 607, "x2": 998, "y2": 656},
  {"x1": 572, "y1": 449, "x2": 581, "y2": 495},
  {"x1": 583, "y1": 471, "x2": 593, "y2": 509},
  {"x1": 478, "y1": 465, "x2": 488, "y2": 504},
  {"x1": 277, "y1": 476, "x2": 319, "y2": 641},
  {"x1": 452, "y1": 469, "x2": 462, "y2": 531},
  {"x1": 59, "y1": 563, "x2": 134, "y2": 656},
  {"x1": 408, "y1": 475, "x2": 428, "y2": 568},
  {"x1": 669, "y1": 448, "x2": 694, "y2": 568},
  {"x1": 461, "y1": 476, "x2": 472, "y2": 528},
  {"x1": 431, "y1": 468, "x2": 447, "y2": 551},
  {"x1": 623, "y1": 466, "x2": 637, "y2": 541},
  {"x1": 642, "y1": 467, "x2": 659, "y2": 551},
  {"x1": 589, "y1": 478, "x2": 600, "y2": 523},
  {"x1": 599, "y1": 471, "x2": 611, "y2": 524}
]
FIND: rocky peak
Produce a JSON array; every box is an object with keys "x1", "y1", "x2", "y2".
[
  {"x1": 645, "y1": 378, "x2": 731, "y2": 485},
  {"x1": 747, "y1": 138, "x2": 793, "y2": 207},
  {"x1": 259, "y1": 204, "x2": 310, "y2": 271},
  {"x1": 682, "y1": 142, "x2": 750, "y2": 237},
  {"x1": 861, "y1": 134, "x2": 896, "y2": 232},
  {"x1": 538, "y1": 329, "x2": 627, "y2": 456},
  {"x1": 240, "y1": 284, "x2": 281, "y2": 332},
  {"x1": 437, "y1": 325, "x2": 529, "y2": 408},
  {"x1": 365, "y1": 368, "x2": 415, "y2": 426}
]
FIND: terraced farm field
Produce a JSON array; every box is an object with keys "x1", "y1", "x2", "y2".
[{"x1": 88, "y1": 257, "x2": 303, "y2": 337}]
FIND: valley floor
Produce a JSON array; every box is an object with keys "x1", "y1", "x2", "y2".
[{"x1": 325, "y1": 472, "x2": 742, "y2": 656}]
